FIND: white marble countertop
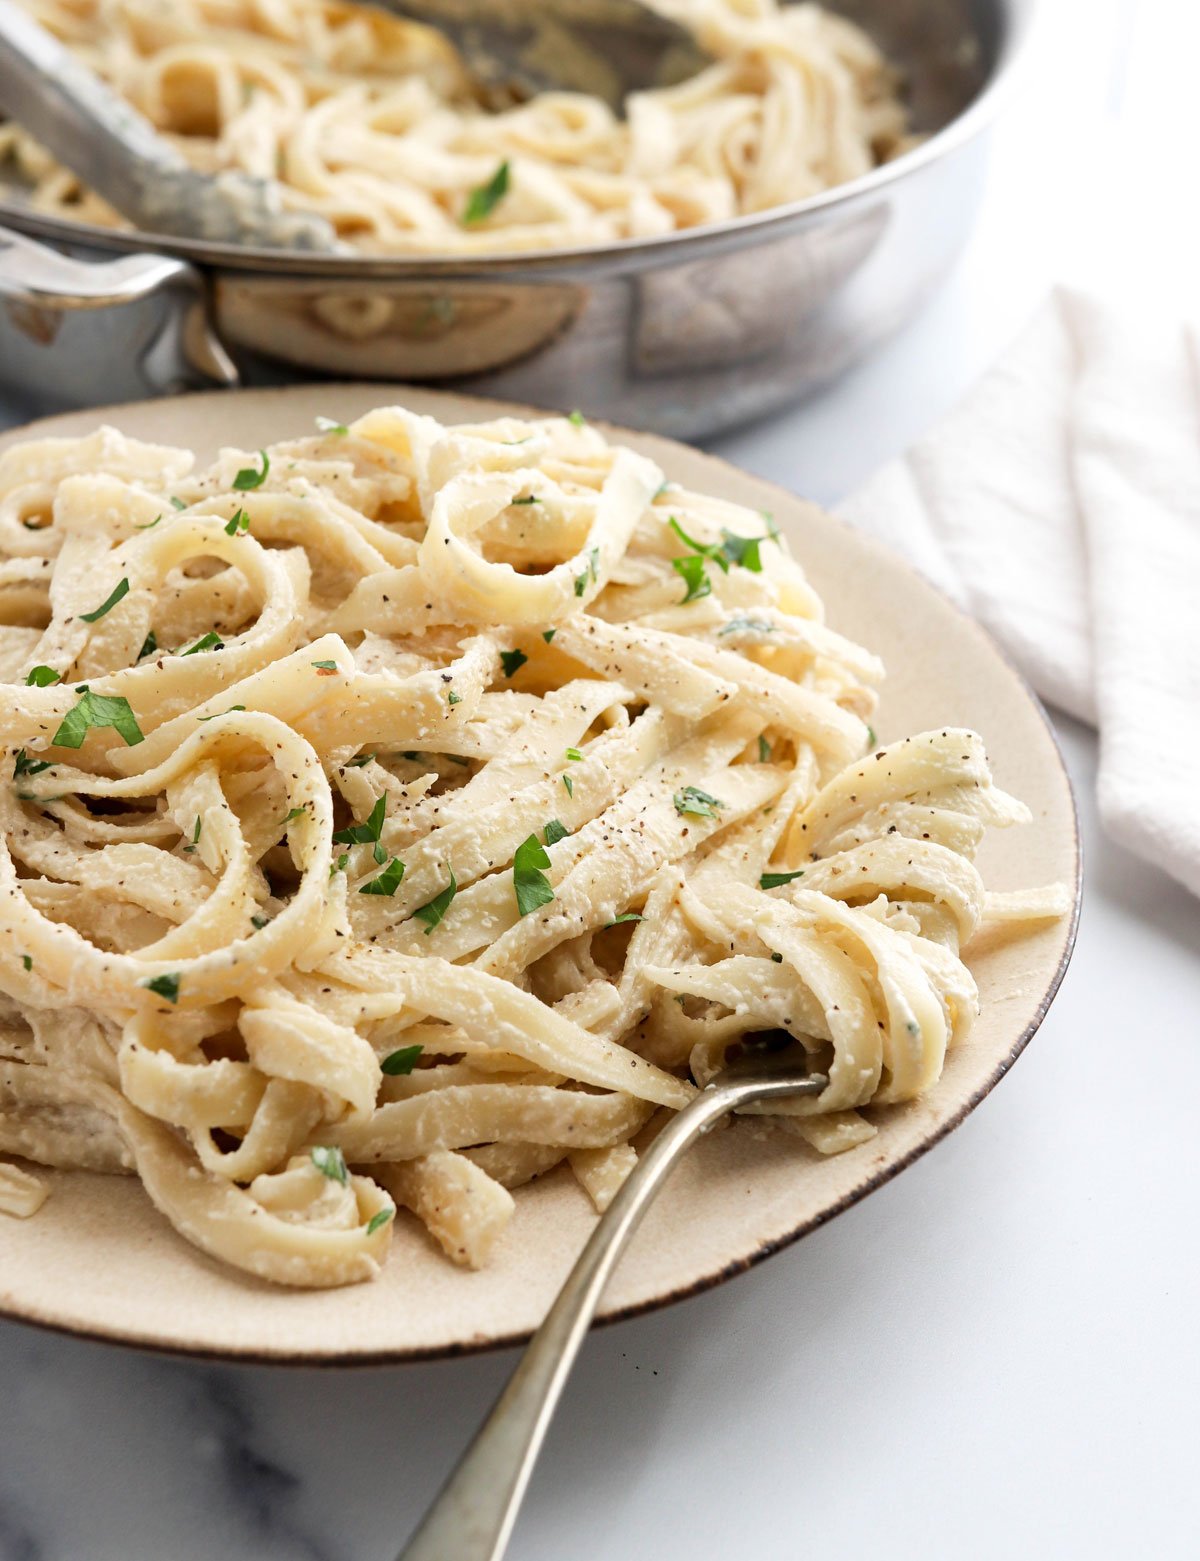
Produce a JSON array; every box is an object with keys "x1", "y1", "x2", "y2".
[{"x1": 2, "y1": 2, "x2": 1198, "y2": 1557}]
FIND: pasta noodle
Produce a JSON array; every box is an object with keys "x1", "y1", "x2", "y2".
[
  {"x1": 0, "y1": 403, "x2": 1066, "y2": 1283},
  {"x1": 0, "y1": 0, "x2": 914, "y2": 254}
]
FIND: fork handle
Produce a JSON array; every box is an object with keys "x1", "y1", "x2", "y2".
[{"x1": 396, "y1": 1070, "x2": 824, "y2": 1561}]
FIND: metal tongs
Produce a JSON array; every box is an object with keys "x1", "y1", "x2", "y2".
[{"x1": 0, "y1": 0, "x2": 710, "y2": 251}]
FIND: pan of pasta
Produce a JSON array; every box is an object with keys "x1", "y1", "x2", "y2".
[
  {"x1": 0, "y1": 383, "x2": 1078, "y2": 1362},
  {"x1": 0, "y1": 0, "x2": 1037, "y2": 433}
]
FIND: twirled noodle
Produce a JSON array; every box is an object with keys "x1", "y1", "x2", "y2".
[
  {"x1": 0, "y1": 0, "x2": 915, "y2": 255},
  {"x1": 0, "y1": 404, "x2": 1067, "y2": 1284}
]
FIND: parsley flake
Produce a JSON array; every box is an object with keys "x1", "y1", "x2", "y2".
[
  {"x1": 542, "y1": 629, "x2": 556, "y2": 644},
  {"x1": 760, "y1": 869, "x2": 805, "y2": 889},
  {"x1": 25, "y1": 666, "x2": 60, "y2": 687},
  {"x1": 673, "y1": 786, "x2": 723, "y2": 819},
  {"x1": 758, "y1": 735, "x2": 771, "y2": 763},
  {"x1": 720, "y1": 616, "x2": 776, "y2": 637},
  {"x1": 359, "y1": 856, "x2": 406, "y2": 896},
  {"x1": 447, "y1": 690, "x2": 462, "y2": 705},
  {"x1": 80, "y1": 578, "x2": 130, "y2": 623},
  {"x1": 21, "y1": 955, "x2": 32, "y2": 972},
  {"x1": 310, "y1": 1145, "x2": 348, "y2": 1185},
  {"x1": 279, "y1": 806, "x2": 307, "y2": 830},
  {"x1": 139, "y1": 631, "x2": 158, "y2": 660},
  {"x1": 565, "y1": 747, "x2": 583, "y2": 762},
  {"x1": 413, "y1": 868, "x2": 457, "y2": 934},
  {"x1": 251, "y1": 914, "x2": 271, "y2": 930},
  {"x1": 142, "y1": 973, "x2": 180, "y2": 1003},
  {"x1": 381, "y1": 1044, "x2": 423, "y2": 1076},
  {"x1": 568, "y1": 410, "x2": 586, "y2": 427},
  {"x1": 13, "y1": 750, "x2": 52, "y2": 779},
  {"x1": 330, "y1": 852, "x2": 350, "y2": 877},
  {"x1": 672, "y1": 554, "x2": 711, "y2": 604},
  {"x1": 562, "y1": 775, "x2": 574, "y2": 798},
  {"x1": 232, "y1": 450, "x2": 270, "y2": 490},
  {"x1": 333, "y1": 794, "x2": 386, "y2": 848},
  {"x1": 867, "y1": 724, "x2": 878, "y2": 748},
  {"x1": 511, "y1": 495, "x2": 540, "y2": 506},
  {"x1": 315, "y1": 416, "x2": 349, "y2": 436},
  {"x1": 462, "y1": 159, "x2": 510, "y2": 224},
  {"x1": 346, "y1": 753, "x2": 376, "y2": 768},
  {"x1": 513, "y1": 833, "x2": 554, "y2": 917},
  {"x1": 197, "y1": 705, "x2": 245, "y2": 721},
  {"x1": 544, "y1": 818, "x2": 570, "y2": 846},
  {"x1": 224, "y1": 508, "x2": 250, "y2": 536},
  {"x1": 573, "y1": 546, "x2": 600, "y2": 598},
  {"x1": 604, "y1": 912, "x2": 643, "y2": 928},
  {"x1": 54, "y1": 690, "x2": 144, "y2": 749},
  {"x1": 500, "y1": 648, "x2": 527, "y2": 678},
  {"x1": 169, "y1": 497, "x2": 188, "y2": 511},
  {"x1": 366, "y1": 1207, "x2": 394, "y2": 1235},
  {"x1": 181, "y1": 631, "x2": 223, "y2": 656},
  {"x1": 311, "y1": 659, "x2": 338, "y2": 672}
]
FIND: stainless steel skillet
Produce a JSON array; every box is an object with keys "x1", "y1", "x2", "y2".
[{"x1": 0, "y1": 0, "x2": 1037, "y2": 436}]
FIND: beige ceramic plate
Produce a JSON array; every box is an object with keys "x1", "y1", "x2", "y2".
[{"x1": 0, "y1": 385, "x2": 1079, "y2": 1363}]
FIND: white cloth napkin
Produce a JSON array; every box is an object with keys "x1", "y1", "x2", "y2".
[{"x1": 838, "y1": 286, "x2": 1200, "y2": 899}]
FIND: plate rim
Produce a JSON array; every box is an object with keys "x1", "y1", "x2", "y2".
[{"x1": 0, "y1": 382, "x2": 1082, "y2": 1366}]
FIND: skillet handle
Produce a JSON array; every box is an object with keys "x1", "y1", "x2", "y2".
[{"x1": 0, "y1": 222, "x2": 238, "y2": 407}]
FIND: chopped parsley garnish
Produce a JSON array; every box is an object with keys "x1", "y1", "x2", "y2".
[
  {"x1": 13, "y1": 749, "x2": 52, "y2": 778},
  {"x1": 568, "y1": 409, "x2": 586, "y2": 427},
  {"x1": 604, "y1": 912, "x2": 643, "y2": 928},
  {"x1": 79, "y1": 578, "x2": 130, "y2": 623},
  {"x1": 562, "y1": 775, "x2": 574, "y2": 798},
  {"x1": 311, "y1": 659, "x2": 338, "y2": 672},
  {"x1": 251, "y1": 914, "x2": 271, "y2": 930},
  {"x1": 720, "y1": 616, "x2": 776, "y2": 637},
  {"x1": 667, "y1": 516, "x2": 771, "y2": 583},
  {"x1": 224, "y1": 508, "x2": 250, "y2": 536},
  {"x1": 333, "y1": 794, "x2": 386, "y2": 848},
  {"x1": 719, "y1": 531, "x2": 763, "y2": 572},
  {"x1": 197, "y1": 705, "x2": 245, "y2": 721},
  {"x1": 191, "y1": 816, "x2": 202, "y2": 845},
  {"x1": 757, "y1": 735, "x2": 771, "y2": 762},
  {"x1": 279, "y1": 806, "x2": 307, "y2": 829},
  {"x1": 511, "y1": 495, "x2": 539, "y2": 506},
  {"x1": 142, "y1": 972, "x2": 180, "y2": 1003},
  {"x1": 381, "y1": 1044, "x2": 423, "y2": 1076},
  {"x1": 447, "y1": 690, "x2": 462, "y2": 705},
  {"x1": 315, "y1": 416, "x2": 349, "y2": 435},
  {"x1": 867, "y1": 724, "x2": 878, "y2": 748},
  {"x1": 139, "y1": 631, "x2": 158, "y2": 660},
  {"x1": 21, "y1": 955, "x2": 32, "y2": 972},
  {"x1": 366, "y1": 1207, "x2": 395, "y2": 1236},
  {"x1": 544, "y1": 818, "x2": 570, "y2": 846},
  {"x1": 673, "y1": 785, "x2": 723, "y2": 819},
  {"x1": 169, "y1": 497, "x2": 188, "y2": 511},
  {"x1": 565, "y1": 747, "x2": 583, "y2": 763},
  {"x1": 672, "y1": 553, "x2": 711, "y2": 604},
  {"x1": 133, "y1": 515, "x2": 161, "y2": 530},
  {"x1": 181, "y1": 631, "x2": 224, "y2": 656},
  {"x1": 462, "y1": 159, "x2": 510, "y2": 225},
  {"x1": 542, "y1": 629, "x2": 556, "y2": 644},
  {"x1": 573, "y1": 547, "x2": 599, "y2": 598},
  {"x1": 25, "y1": 666, "x2": 60, "y2": 687},
  {"x1": 359, "y1": 856, "x2": 406, "y2": 896},
  {"x1": 760, "y1": 869, "x2": 805, "y2": 890},
  {"x1": 330, "y1": 852, "x2": 350, "y2": 877},
  {"x1": 513, "y1": 833, "x2": 554, "y2": 917},
  {"x1": 347, "y1": 753, "x2": 376, "y2": 768},
  {"x1": 232, "y1": 450, "x2": 270, "y2": 490},
  {"x1": 499, "y1": 648, "x2": 527, "y2": 678},
  {"x1": 761, "y1": 510, "x2": 781, "y2": 540},
  {"x1": 310, "y1": 1145, "x2": 348, "y2": 1185},
  {"x1": 54, "y1": 690, "x2": 144, "y2": 749},
  {"x1": 413, "y1": 868, "x2": 457, "y2": 934}
]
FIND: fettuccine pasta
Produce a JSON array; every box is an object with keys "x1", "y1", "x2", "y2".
[
  {"x1": 0, "y1": 0, "x2": 914, "y2": 254},
  {"x1": 0, "y1": 403, "x2": 1065, "y2": 1286}
]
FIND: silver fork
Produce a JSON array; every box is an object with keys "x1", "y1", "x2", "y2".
[{"x1": 396, "y1": 1047, "x2": 825, "y2": 1561}]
